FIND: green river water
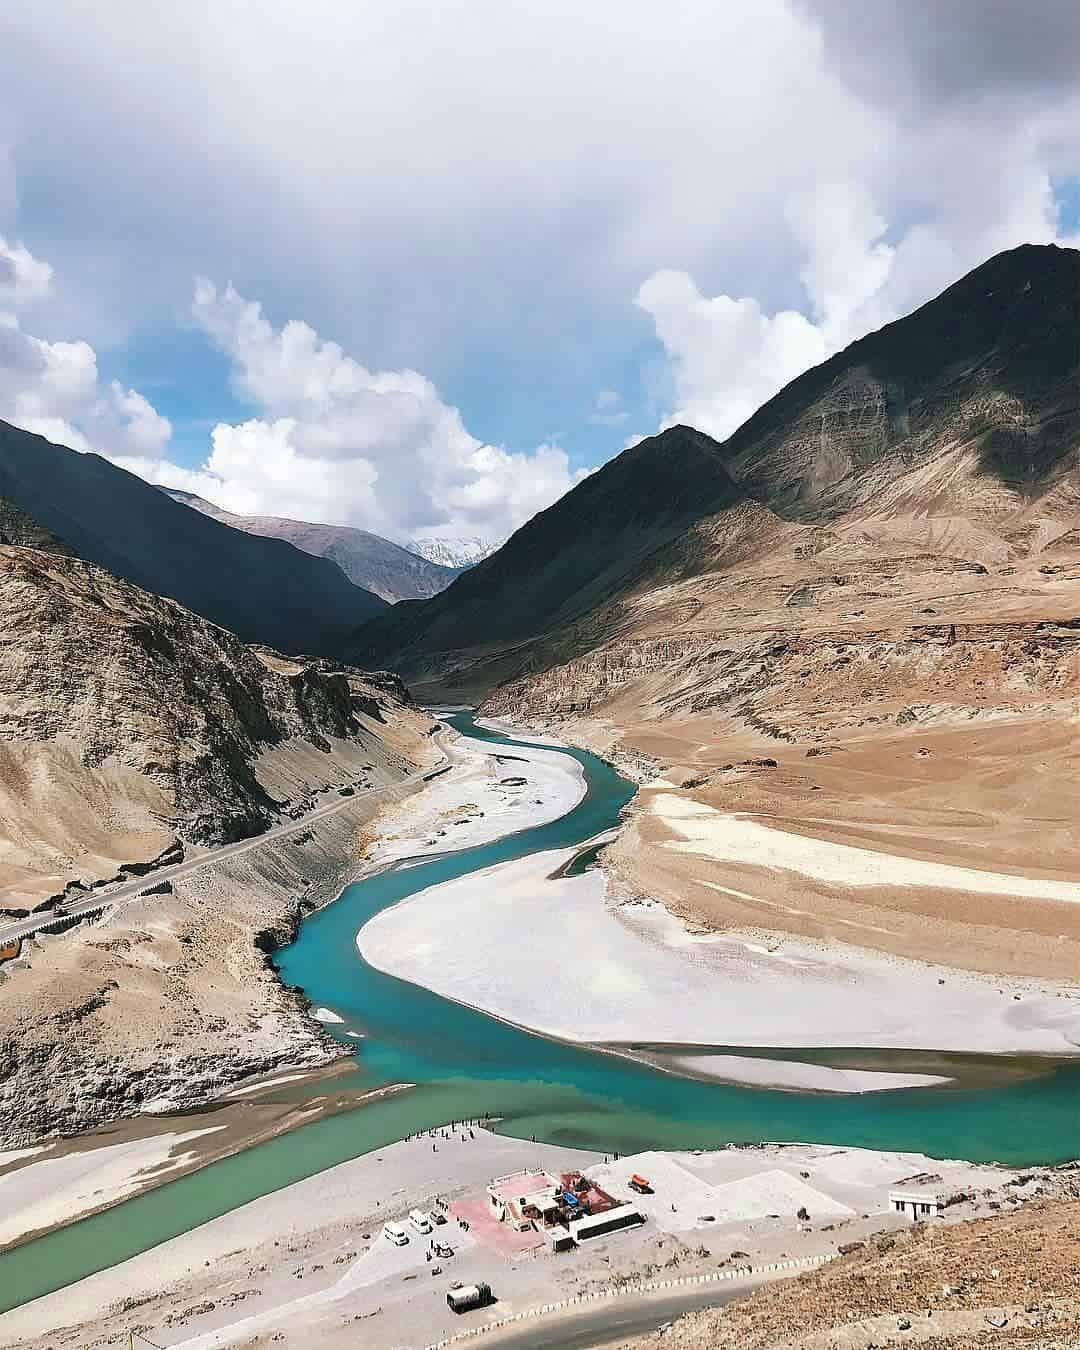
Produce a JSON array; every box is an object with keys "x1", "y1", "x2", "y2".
[{"x1": 1, "y1": 713, "x2": 1077, "y2": 1315}]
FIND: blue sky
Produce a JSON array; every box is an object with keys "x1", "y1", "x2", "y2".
[{"x1": 3, "y1": 2, "x2": 1080, "y2": 541}]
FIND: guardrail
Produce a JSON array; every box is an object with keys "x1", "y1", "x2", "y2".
[{"x1": 426, "y1": 1251, "x2": 836, "y2": 1348}]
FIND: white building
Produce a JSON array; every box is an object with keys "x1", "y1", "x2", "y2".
[{"x1": 888, "y1": 1185, "x2": 946, "y2": 1219}]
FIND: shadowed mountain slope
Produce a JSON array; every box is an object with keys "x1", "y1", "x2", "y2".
[
  {"x1": 347, "y1": 424, "x2": 766, "y2": 691},
  {"x1": 0, "y1": 420, "x2": 386, "y2": 656}
]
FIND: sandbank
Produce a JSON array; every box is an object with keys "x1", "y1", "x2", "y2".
[{"x1": 357, "y1": 845, "x2": 1080, "y2": 1068}]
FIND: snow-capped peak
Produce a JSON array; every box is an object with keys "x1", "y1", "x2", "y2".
[{"x1": 405, "y1": 536, "x2": 502, "y2": 568}]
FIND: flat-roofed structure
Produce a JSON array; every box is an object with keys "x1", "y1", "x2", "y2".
[
  {"x1": 487, "y1": 1170, "x2": 562, "y2": 1226},
  {"x1": 888, "y1": 1184, "x2": 947, "y2": 1219}
]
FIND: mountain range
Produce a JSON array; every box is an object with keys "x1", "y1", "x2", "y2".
[
  {"x1": 4, "y1": 240, "x2": 1080, "y2": 1209},
  {"x1": 162, "y1": 489, "x2": 462, "y2": 603},
  {"x1": 348, "y1": 242, "x2": 1080, "y2": 1013},
  {"x1": 0, "y1": 421, "x2": 386, "y2": 656},
  {"x1": 351, "y1": 243, "x2": 1080, "y2": 707}
]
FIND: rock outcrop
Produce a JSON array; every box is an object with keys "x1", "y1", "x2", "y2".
[
  {"x1": 0, "y1": 539, "x2": 437, "y2": 1144},
  {"x1": 0, "y1": 542, "x2": 417, "y2": 907}
]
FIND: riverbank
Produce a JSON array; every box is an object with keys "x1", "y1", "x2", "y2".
[
  {"x1": 0, "y1": 1066, "x2": 408, "y2": 1253},
  {"x1": 0, "y1": 1127, "x2": 1038, "y2": 1350},
  {"x1": 357, "y1": 841, "x2": 1080, "y2": 1085},
  {"x1": 0, "y1": 721, "x2": 592, "y2": 1258}
]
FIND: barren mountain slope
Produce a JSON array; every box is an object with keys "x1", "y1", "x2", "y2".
[
  {"x1": 356, "y1": 244, "x2": 1080, "y2": 704},
  {"x1": 0, "y1": 419, "x2": 386, "y2": 655},
  {"x1": 619, "y1": 1188, "x2": 1080, "y2": 1350},
  {"x1": 0, "y1": 543, "x2": 423, "y2": 910},
  {"x1": 348, "y1": 424, "x2": 759, "y2": 695},
  {"x1": 0, "y1": 541, "x2": 436, "y2": 1142},
  {"x1": 163, "y1": 489, "x2": 461, "y2": 602},
  {"x1": 473, "y1": 247, "x2": 1080, "y2": 989}
]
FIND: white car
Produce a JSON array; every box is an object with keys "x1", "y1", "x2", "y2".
[
  {"x1": 383, "y1": 1222, "x2": 409, "y2": 1246},
  {"x1": 409, "y1": 1208, "x2": 433, "y2": 1234}
]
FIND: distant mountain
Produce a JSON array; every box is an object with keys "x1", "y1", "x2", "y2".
[
  {"x1": 162, "y1": 490, "x2": 461, "y2": 603},
  {"x1": 405, "y1": 536, "x2": 501, "y2": 568},
  {"x1": 351, "y1": 243, "x2": 1080, "y2": 703},
  {"x1": 348, "y1": 424, "x2": 758, "y2": 694},
  {"x1": 0, "y1": 420, "x2": 386, "y2": 656}
]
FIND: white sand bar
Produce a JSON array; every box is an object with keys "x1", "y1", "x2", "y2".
[
  {"x1": 367, "y1": 726, "x2": 585, "y2": 866},
  {"x1": 358, "y1": 846, "x2": 1080, "y2": 1063},
  {"x1": 0, "y1": 1127, "x2": 226, "y2": 1248},
  {"x1": 656, "y1": 795, "x2": 1080, "y2": 903},
  {"x1": 658, "y1": 1054, "x2": 948, "y2": 1093}
]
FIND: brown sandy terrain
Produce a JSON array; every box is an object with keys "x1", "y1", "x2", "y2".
[
  {"x1": 488, "y1": 534, "x2": 1080, "y2": 991},
  {"x1": 619, "y1": 1183, "x2": 1080, "y2": 1350}
]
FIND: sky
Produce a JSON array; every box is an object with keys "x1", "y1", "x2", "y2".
[{"x1": 2, "y1": 1, "x2": 1080, "y2": 544}]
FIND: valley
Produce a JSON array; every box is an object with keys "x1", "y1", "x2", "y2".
[{"x1": 1, "y1": 244, "x2": 1079, "y2": 1350}]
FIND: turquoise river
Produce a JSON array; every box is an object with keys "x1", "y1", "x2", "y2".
[{"x1": 1, "y1": 713, "x2": 1077, "y2": 1314}]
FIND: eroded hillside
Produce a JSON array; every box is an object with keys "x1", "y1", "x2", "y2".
[{"x1": 0, "y1": 539, "x2": 437, "y2": 1144}]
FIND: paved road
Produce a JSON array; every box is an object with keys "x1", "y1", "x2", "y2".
[
  {"x1": 0, "y1": 756, "x2": 443, "y2": 947},
  {"x1": 480, "y1": 1278, "x2": 768, "y2": 1350}
]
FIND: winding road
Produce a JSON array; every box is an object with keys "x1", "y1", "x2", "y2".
[{"x1": 0, "y1": 755, "x2": 444, "y2": 947}]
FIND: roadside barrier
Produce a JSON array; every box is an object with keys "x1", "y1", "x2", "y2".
[{"x1": 424, "y1": 1251, "x2": 836, "y2": 1348}]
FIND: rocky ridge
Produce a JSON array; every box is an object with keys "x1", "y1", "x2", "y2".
[
  {"x1": 619, "y1": 1180, "x2": 1080, "y2": 1350},
  {"x1": 0, "y1": 542, "x2": 415, "y2": 907}
]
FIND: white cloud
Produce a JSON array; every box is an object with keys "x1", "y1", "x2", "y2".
[
  {"x1": 126, "y1": 280, "x2": 587, "y2": 539},
  {"x1": 0, "y1": 241, "x2": 171, "y2": 458},
  {"x1": 3, "y1": 3, "x2": 1080, "y2": 529},
  {"x1": 0, "y1": 237, "x2": 52, "y2": 306},
  {"x1": 638, "y1": 140, "x2": 1080, "y2": 443}
]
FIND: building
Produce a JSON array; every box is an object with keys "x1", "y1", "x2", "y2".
[
  {"x1": 888, "y1": 1178, "x2": 947, "y2": 1220},
  {"x1": 487, "y1": 1168, "x2": 624, "y2": 1237},
  {"x1": 570, "y1": 1204, "x2": 646, "y2": 1242},
  {"x1": 487, "y1": 1170, "x2": 563, "y2": 1228}
]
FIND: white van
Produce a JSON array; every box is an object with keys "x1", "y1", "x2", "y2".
[
  {"x1": 383, "y1": 1221, "x2": 409, "y2": 1246},
  {"x1": 409, "y1": 1208, "x2": 433, "y2": 1234}
]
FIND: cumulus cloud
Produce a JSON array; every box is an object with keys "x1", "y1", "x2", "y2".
[
  {"x1": 3, "y1": 3, "x2": 1080, "y2": 517},
  {"x1": 0, "y1": 237, "x2": 53, "y2": 306},
  {"x1": 639, "y1": 144, "x2": 1080, "y2": 443},
  {"x1": 124, "y1": 280, "x2": 586, "y2": 540},
  {"x1": 0, "y1": 238, "x2": 172, "y2": 458}
]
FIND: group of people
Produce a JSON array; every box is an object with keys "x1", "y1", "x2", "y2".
[{"x1": 404, "y1": 1117, "x2": 490, "y2": 1151}]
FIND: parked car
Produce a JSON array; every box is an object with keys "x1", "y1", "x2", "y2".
[
  {"x1": 409, "y1": 1208, "x2": 433, "y2": 1234},
  {"x1": 383, "y1": 1222, "x2": 409, "y2": 1246}
]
